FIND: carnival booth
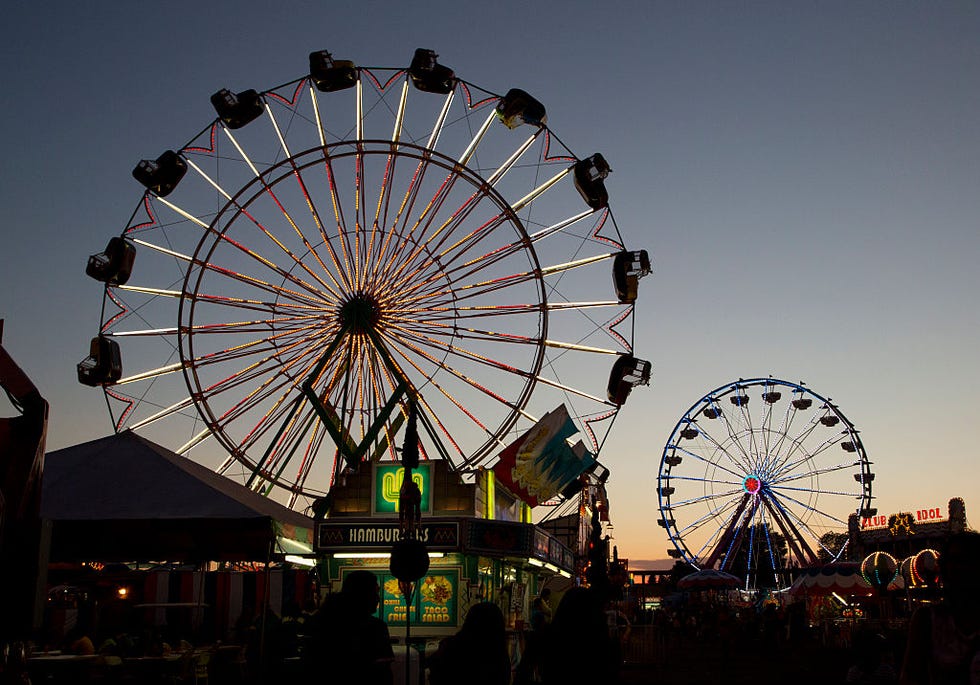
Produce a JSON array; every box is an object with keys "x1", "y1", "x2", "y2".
[
  {"x1": 40, "y1": 432, "x2": 317, "y2": 643},
  {"x1": 314, "y1": 459, "x2": 575, "y2": 641}
]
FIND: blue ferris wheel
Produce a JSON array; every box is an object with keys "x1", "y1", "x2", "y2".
[{"x1": 658, "y1": 377, "x2": 876, "y2": 590}]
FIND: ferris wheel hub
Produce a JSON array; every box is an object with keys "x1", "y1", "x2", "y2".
[
  {"x1": 338, "y1": 292, "x2": 382, "y2": 334},
  {"x1": 743, "y1": 475, "x2": 762, "y2": 495}
]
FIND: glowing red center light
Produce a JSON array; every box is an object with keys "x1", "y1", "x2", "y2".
[{"x1": 743, "y1": 476, "x2": 761, "y2": 494}]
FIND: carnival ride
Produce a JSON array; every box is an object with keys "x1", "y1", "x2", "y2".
[
  {"x1": 658, "y1": 377, "x2": 876, "y2": 590},
  {"x1": 79, "y1": 49, "x2": 651, "y2": 513}
]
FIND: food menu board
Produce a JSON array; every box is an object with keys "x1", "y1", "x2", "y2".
[{"x1": 378, "y1": 570, "x2": 458, "y2": 627}]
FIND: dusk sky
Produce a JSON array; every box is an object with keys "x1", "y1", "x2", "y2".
[{"x1": 2, "y1": 2, "x2": 978, "y2": 566}]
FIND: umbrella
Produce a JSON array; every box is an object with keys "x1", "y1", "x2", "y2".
[{"x1": 678, "y1": 569, "x2": 742, "y2": 590}]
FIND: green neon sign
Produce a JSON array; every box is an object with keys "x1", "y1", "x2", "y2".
[{"x1": 374, "y1": 463, "x2": 432, "y2": 515}]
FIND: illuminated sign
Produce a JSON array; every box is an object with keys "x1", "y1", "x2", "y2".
[
  {"x1": 316, "y1": 520, "x2": 460, "y2": 551},
  {"x1": 861, "y1": 507, "x2": 945, "y2": 530},
  {"x1": 373, "y1": 463, "x2": 432, "y2": 516},
  {"x1": 380, "y1": 570, "x2": 459, "y2": 627}
]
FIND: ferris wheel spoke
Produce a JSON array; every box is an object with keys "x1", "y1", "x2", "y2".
[
  {"x1": 758, "y1": 399, "x2": 799, "y2": 475},
  {"x1": 766, "y1": 488, "x2": 848, "y2": 527},
  {"x1": 255, "y1": 405, "x2": 324, "y2": 493},
  {"x1": 668, "y1": 445, "x2": 748, "y2": 483},
  {"x1": 529, "y1": 209, "x2": 598, "y2": 244},
  {"x1": 177, "y1": 427, "x2": 216, "y2": 456},
  {"x1": 677, "y1": 423, "x2": 756, "y2": 478},
  {"x1": 104, "y1": 317, "x2": 309, "y2": 338},
  {"x1": 183, "y1": 150, "x2": 347, "y2": 298},
  {"x1": 203, "y1": 346, "x2": 320, "y2": 425},
  {"x1": 374, "y1": 169, "x2": 468, "y2": 288},
  {"x1": 392, "y1": 325, "x2": 613, "y2": 407},
  {"x1": 111, "y1": 362, "x2": 184, "y2": 386},
  {"x1": 368, "y1": 350, "x2": 461, "y2": 468},
  {"x1": 385, "y1": 126, "x2": 550, "y2": 292},
  {"x1": 415, "y1": 401, "x2": 466, "y2": 466},
  {"x1": 364, "y1": 365, "x2": 403, "y2": 463},
  {"x1": 175, "y1": 330, "x2": 326, "y2": 379},
  {"x1": 769, "y1": 433, "x2": 849, "y2": 478},
  {"x1": 710, "y1": 399, "x2": 756, "y2": 470},
  {"x1": 703, "y1": 495, "x2": 754, "y2": 568},
  {"x1": 785, "y1": 405, "x2": 839, "y2": 456},
  {"x1": 770, "y1": 459, "x2": 863, "y2": 487},
  {"x1": 377, "y1": 161, "x2": 434, "y2": 282},
  {"x1": 240, "y1": 394, "x2": 312, "y2": 463},
  {"x1": 382, "y1": 329, "x2": 533, "y2": 422},
  {"x1": 673, "y1": 494, "x2": 741, "y2": 542},
  {"x1": 197, "y1": 356, "x2": 302, "y2": 408},
  {"x1": 761, "y1": 496, "x2": 823, "y2": 565},
  {"x1": 216, "y1": 126, "x2": 349, "y2": 298},
  {"x1": 769, "y1": 482, "x2": 862, "y2": 498},
  {"x1": 760, "y1": 401, "x2": 776, "y2": 463},
  {"x1": 384, "y1": 188, "x2": 503, "y2": 296},
  {"x1": 309, "y1": 89, "x2": 357, "y2": 286},
  {"x1": 127, "y1": 238, "x2": 331, "y2": 309},
  {"x1": 119, "y1": 286, "x2": 327, "y2": 321},
  {"x1": 412, "y1": 129, "x2": 546, "y2": 267},
  {"x1": 666, "y1": 485, "x2": 746, "y2": 510},
  {"x1": 232, "y1": 385, "x2": 310, "y2": 457},
  {"x1": 196, "y1": 340, "x2": 330, "y2": 415},
  {"x1": 244, "y1": 402, "x2": 319, "y2": 493},
  {"x1": 380, "y1": 91, "x2": 464, "y2": 267},
  {"x1": 289, "y1": 418, "x2": 333, "y2": 495},
  {"x1": 392, "y1": 316, "x2": 617, "y2": 357},
  {"x1": 127, "y1": 396, "x2": 196, "y2": 431},
  {"x1": 414, "y1": 252, "x2": 618, "y2": 308},
  {"x1": 752, "y1": 511, "x2": 779, "y2": 579},
  {"x1": 734, "y1": 398, "x2": 760, "y2": 466},
  {"x1": 417, "y1": 301, "x2": 622, "y2": 325},
  {"x1": 141, "y1": 205, "x2": 338, "y2": 306}
]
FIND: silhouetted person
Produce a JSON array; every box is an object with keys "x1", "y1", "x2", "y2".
[
  {"x1": 517, "y1": 586, "x2": 619, "y2": 685},
  {"x1": 530, "y1": 588, "x2": 552, "y2": 632},
  {"x1": 846, "y1": 629, "x2": 898, "y2": 684},
  {"x1": 427, "y1": 602, "x2": 510, "y2": 685},
  {"x1": 900, "y1": 531, "x2": 980, "y2": 684},
  {"x1": 306, "y1": 570, "x2": 393, "y2": 685}
]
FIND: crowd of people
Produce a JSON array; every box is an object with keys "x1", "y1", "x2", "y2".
[
  {"x1": 34, "y1": 531, "x2": 979, "y2": 684},
  {"x1": 292, "y1": 532, "x2": 980, "y2": 685},
  {"x1": 294, "y1": 572, "x2": 623, "y2": 685}
]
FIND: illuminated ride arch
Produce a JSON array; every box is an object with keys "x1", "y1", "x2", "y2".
[
  {"x1": 79, "y1": 49, "x2": 651, "y2": 513},
  {"x1": 657, "y1": 377, "x2": 875, "y2": 590}
]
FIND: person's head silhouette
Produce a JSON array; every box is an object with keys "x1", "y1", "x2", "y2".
[{"x1": 341, "y1": 570, "x2": 381, "y2": 616}]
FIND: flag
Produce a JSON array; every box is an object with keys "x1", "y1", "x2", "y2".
[{"x1": 493, "y1": 405, "x2": 596, "y2": 506}]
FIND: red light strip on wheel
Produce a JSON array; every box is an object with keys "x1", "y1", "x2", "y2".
[
  {"x1": 183, "y1": 123, "x2": 219, "y2": 154},
  {"x1": 606, "y1": 307, "x2": 633, "y2": 353},
  {"x1": 265, "y1": 79, "x2": 307, "y2": 107},
  {"x1": 542, "y1": 131, "x2": 575, "y2": 163},
  {"x1": 590, "y1": 210, "x2": 623, "y2": 250},
  {"x1": 101, "y1": 288, "x2": 129, "y2": 333},
  {"x1": 362, "y1": 68, "x2": 406, "y2": 92},
  {"x1": 105, "y1": 387, "x2": 136, "y2": 432},
  {"x1": 459, "y1": 82, "x2": 498, "y2": 110},
  {"x1": 124, "y1": 195, "x2": 158, "y2": 236},
  {"x1": 584, "y1": 409, "x2": 617, "y2": 453}
]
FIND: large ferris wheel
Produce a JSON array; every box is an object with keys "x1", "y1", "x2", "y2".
[
  {"x1": 658, "y1": 378, "x2": 876, "y2": 590},
  {"x1": 78, "y1": 49, "x2": 651, "y2": 511}
]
